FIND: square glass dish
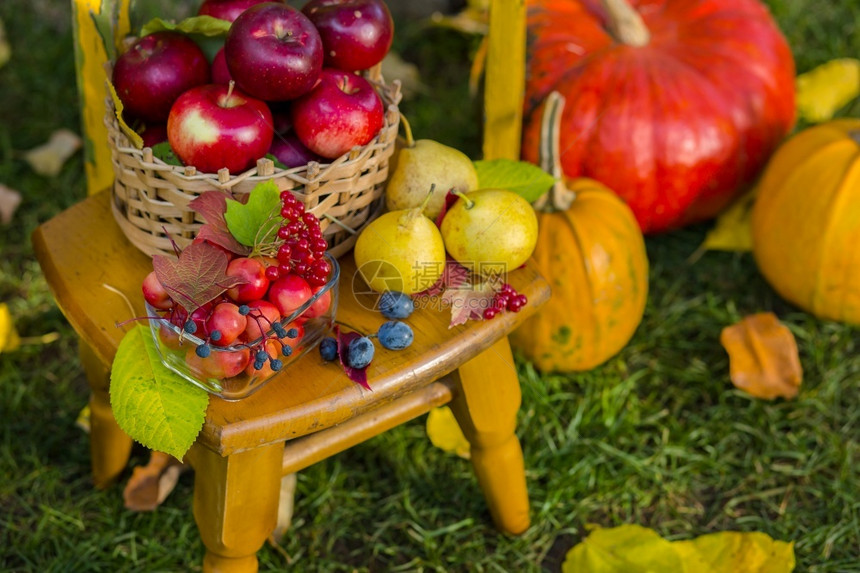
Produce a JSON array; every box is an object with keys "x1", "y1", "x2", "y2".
[{"x1": 145, "y1": 255, "x2": 339, "y2": 401}]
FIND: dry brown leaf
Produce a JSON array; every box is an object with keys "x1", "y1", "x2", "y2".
[
  {"x1": 0, "y1": 184, "x2": 22, "y2": 224},
  {"x1": 23, "y1": 129, "x2": 82, "y2": 177},
  {"x1": 720, "y1": 312, "x2": 803, "y2": 400},
  {"x1": 123, "y1": 451, "x2": 187, "y2": 511}
]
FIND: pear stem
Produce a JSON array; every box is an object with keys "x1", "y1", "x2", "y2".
[
  {"x1": 452, "y1": 189, "x2": 474, "y2": 210},
  {"x1": 399, "y1": 113, "x2": 416, "y2": 147},
  {"x1": 419, "y1": 184, "x2": 437, "y2": 212}
]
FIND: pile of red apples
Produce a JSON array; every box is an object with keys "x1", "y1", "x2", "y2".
[{"x1": 112, "y1": 0, "x2": 394, "y2": 174}]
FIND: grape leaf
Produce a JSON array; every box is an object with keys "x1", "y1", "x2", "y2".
[
  {"x1": 334, "y1": 325, "x2": 371, "y2": 390},
  {"x1": 224, "y1": 181, "x2": 282, "y2": 249},
  {"x1": 151, "y1": 141, "x2": 183, "y2": 167},
  {"x1": 110, "y1": 324, "x2": 209, "y2": 459},
  {"x1": 152, "y1": 241, "x2": 245, "y2": 312},
  {"x1": 443, "y1": 277, "x2": 498, "y2": 328},
  {"x1": 473, "y1": 158, "x2": 556, "y2": 202},
  {"x1": 140, "y1": 15, "x2": 231, "y2": 37},
  {"x1": 189, "y1": 191, "x2": 252, "y2": 256}
]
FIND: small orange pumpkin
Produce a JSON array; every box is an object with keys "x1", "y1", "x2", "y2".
[
  {"x1": 511, "y1": 92, "x2": 649, "y2": 372},
  {"x1": 751, "y1": 118, "x2": 860, "y2": 324}
]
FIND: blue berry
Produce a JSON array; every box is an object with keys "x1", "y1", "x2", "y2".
[
  {"x1": 273, "y1": 323, "x2": 287, "y2": 338},
  {"x1": 282, "y1": 345, "x2": 293, "y2": 357},
  {"x1": 286, "y1": 328, "x2": 299, "y2": 339},
  {"x1": 270, "y1": 359, "x2": 283, "y2": 371},
  {"x1": 377, "y1": 321, "x2": 414, "y2": 350},
  {"x1": 319, "y1": 337, "x2": 338, "y2": 361},
  {"x1": 379, "y1": 291, "x2": 414, "y2": 319},
  {"x1": 184, "y1": 320, "x2": 197, "y2": 334},
  {"x1": 238, "y1": 305, "x2": 250, "y2": 316},
  {"x1": 195, "y1": 343, "x2": 211, "y2": 358},
  {"x1": 253, "y1": 359, "x2": 265, "y2": 370},
  {"x1": 210, "y1": 330, "x2": 222, "y2": 342},
  {"x1": 256, "y1": 348, "x2": 269, "y2": 361},
  {"x1": 346, "y1": 336, "x2": 375, "y2": 369}
]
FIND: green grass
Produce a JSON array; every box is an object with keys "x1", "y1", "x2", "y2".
[{"x1": 1, "y1": 0, "x2": 859, "y2": 571}]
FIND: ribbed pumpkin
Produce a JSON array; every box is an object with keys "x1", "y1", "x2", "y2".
[
  {"x1": 511, "y1": 92, "x2": 648, "y2": 372},
  {"x1": 752, "y1": 119, "x2": 860, "y2": 324},
  {"x1": 522, "y1": 0, "x2": 796, "y2": 234}
]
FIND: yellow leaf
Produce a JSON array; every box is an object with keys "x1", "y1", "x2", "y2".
[
  {"x1": 562, "y1": 525, "x2": 796, "y2": 573},
  {"x1": 426, "y1": 406, "x2": 470, "y2": 459},
  {"x1": 0, "y1": 183, "x2": 22, "y2": 225},
  {"x1": 561, "y1": 524, "x2": 683, "y2": 572},
  {"x1": 691, "y1": 189, "x2": 756, "y2": 261},
  {"x1": 675, "y1": 531, "x2": 795, "y2": 573},
  {"x1": 107, "y1": 80, "x2": 145, "y2": 150},
  {"x1": 0, "y1": 303, "x2": 21, "y2": 353},
  {"x1": 796, "y1": 58, "x2": 860, "y2": 123},
  {"x1": 23, "y1": 129, "x2": 83, "y2": 177},
  {"x1": 720, "y1": 312, "x2": 803, "y2": 400},
  {"x1": 0, "y1": 17, "x2": 10, "y2": 69}
]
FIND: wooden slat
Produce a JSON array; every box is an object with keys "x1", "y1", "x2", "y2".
[{"x1": 483, "y1": 0, "x2": 527, "y2": 161}]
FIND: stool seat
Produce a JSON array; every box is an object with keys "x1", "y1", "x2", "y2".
[{"x1": 32, "y1": 189, "x2": 550, "y2": 571}]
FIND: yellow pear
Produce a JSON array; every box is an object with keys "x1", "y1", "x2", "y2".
[
  {"x1": 354, "y1": 189, "x2": 446, "y2": 294},
  {"x1": 441, "y1": 189, "x2": 538, "y2": 277},
  {"x1": 385, "y1": 118, "x2": 479, "y2": 220}
]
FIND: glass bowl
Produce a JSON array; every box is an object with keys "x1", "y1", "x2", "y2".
[{"x1": 145, "y1": 255, "x2": 339, "y2": 401}]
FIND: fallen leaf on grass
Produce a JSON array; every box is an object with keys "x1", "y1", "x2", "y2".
[
  {"x1": 426, "y1": 406, "x2": 470, "y2": 459},
  {"x1": 0, "y1": 17, "x2": 10, "y2": 69},
  {"x1": 0, "y1": 303, "x2": 21, "y2": 353},
  {"x1": 562, "y1": 524, "x2": 795, "y2": 573},
  {"x1": 23, "y1": 129, "x2": 82, "y2": 177},
  {"x1": 796, "y1": 58, "x2": 860, "y2": 123},
  {"x1": 123, "y1": 451, "x2": 187, "y2": 511},
  {"x1": 690, "y1": 188, "x2": 756, "y2": 262},
  {"x1": 720, "y1": 312, "x2": 803, "y2": 400},
  {"x1": 0, "y1": 184, "x2": 22, "y2": 224}
]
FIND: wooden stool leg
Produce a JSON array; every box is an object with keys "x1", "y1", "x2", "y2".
[
  {"x1": 188, "y1": 442, "x2": 284, "y2": 573},
  {"x1": 450, "y1": 336, "x2": 530, "y2": 534},
  {"x1": 79, "y1": 340, "x2": 133, "y2": 489}
]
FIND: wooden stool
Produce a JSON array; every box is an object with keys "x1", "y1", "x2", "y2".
[{"x1": 32, "y1": 190, "x2": 550, "y2": 572}]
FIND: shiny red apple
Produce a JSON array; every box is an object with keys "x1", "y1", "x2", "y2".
[
  {"x1": 269, "y1": 131, "x2": 325, "y2": 168},
  {"x1": 211, "y1": 47, "x2": 233, "y2": 84},
  {"x1": 112, "y1": 31, "x2": 210, "y2": 123},
  {"x1": 290, "y1": 68, "x2": 384, "y2": 159},
  {"x1": 302, "y1": 0, "x2": 394, "y2": 72},
  {"x1": 224, "y1": 3, "x2": 323, "y2": 101},
  {"x1": 167, "y1": 83, "x2": 274, "y2": 174},
  {"x1": 197, "y1": 0, "x2": 273, "y2": 22}
]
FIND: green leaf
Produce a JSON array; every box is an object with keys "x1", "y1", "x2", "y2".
[
  {"x1": 224, "y1": 181, "x2": 282, "y2": 248},
  {"x1": 473, "y1": 158, "x2": 555, "y2": 203},
  {"x1": 265, "y1": 153, "x2": 288, "y2": 170},
  {"x1": 140, "y1": 15, "x2": 231, "y2": 38},
  {"x1": 151, "y1": 141, "x2": 182, "y2": 166},
  {"x1": 110, "y1": 324, "x2": 209, "y2": 459}
]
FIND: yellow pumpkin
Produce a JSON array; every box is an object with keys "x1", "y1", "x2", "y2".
[
  {"x1": 511, "y1": 92, "x2": 649, "y2": 372},
  {"x1": 751, "y1": 118, "x2": 860, "y2": 324}
]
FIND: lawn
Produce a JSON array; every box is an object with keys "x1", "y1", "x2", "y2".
[{"x1": 1, "y1": 1, "x2": 858, "y2": 571}]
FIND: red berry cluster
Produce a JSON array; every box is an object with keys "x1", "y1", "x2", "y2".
[
  {"x1": 267, "y1": 191, "x2": 332, "y2": 287},
  {"x1": 483, "y1": 283, "x2": 528, "y2": 320}
]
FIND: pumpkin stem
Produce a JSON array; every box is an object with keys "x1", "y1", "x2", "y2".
[
  {"x1": 535, "y1": 91, "x2": 576, "y2": 212},
  {"x1": 602, "y1": 0, "x2": 650, "y2": 47}
]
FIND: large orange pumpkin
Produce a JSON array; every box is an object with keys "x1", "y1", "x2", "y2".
[
  {"x1": 511, "y1": 92, "x2": 648, "y2": 372},
  {"x1": 752, "y1": 119, "x2": 860, "y2": 324},
  {"x1": 522, "y1": 0, "x2": 796, "y2": 234}
]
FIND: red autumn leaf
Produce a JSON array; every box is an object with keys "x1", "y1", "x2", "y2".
[
  {"x1": 188, "y1": 191, "x2": 251, "y2": 256},
  {"x1": 334, "y1": 324, "x2": 371, "y2": 390},
  {"x1": 434, "y1": 188, "x2": 460, "y2": 228},
  {"x1": 152, "y1": 241, "x2": 245, "y2": 312},
  {"x1": 414, "y1": 257, "x2": 471, "y2": 298},
  {"x1": 443, "y1": 278, "x2": 498, "y2": 327}
]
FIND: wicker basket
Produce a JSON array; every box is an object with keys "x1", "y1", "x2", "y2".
[{"x1": 105, "y1": 74, "x2": 402, "y2": 258}]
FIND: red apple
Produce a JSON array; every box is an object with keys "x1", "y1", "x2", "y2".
[
  {"x1": 224, "y1": 3, "x2": 323, "y2": 101},
  {"x1": 112, "y1": 31, "x2": 210, "y2": 123},
  {"x1": 268, "y1": 274, "x2": 313, "y2": 317},
  {"x1": 242, "y1": 299, "x2": 282, "y2": 342},
  {"x1": 138, "y1": 123, "x2": 168, "y2": 148},
  {"x1": 226, "y1": 257, "x2": 270, "y2": 302},
  {"x1": 186, "y1": 346, "x2": 250, "y2": 379},
  {"x1": 167, "y1": 83, "x2": 274, "y2": 173},
  {"x1": 198, "y1": 0, "x2": 273, "y2": 22},
  {"x1": 305, "y1": 285, "x2": 332, "y2": 318},
  {"x1": 142, "y1": 270, "x2": 172, "y2": 309},
  {"x1": 269, "y1": 131, "x2": 325, "y2": 168},
  {"x1": 290, "y1": 68, "x2": 384, "y2": 159},
  {"x1": 205, "y1": 302, "x2": 248, "y2": 346},
  {"x1": 211, "y1": 47, "x2": 233, "y2": 84},
  {"x1": 302, "y1": 0, "x2": 394, "y2": 72}
]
